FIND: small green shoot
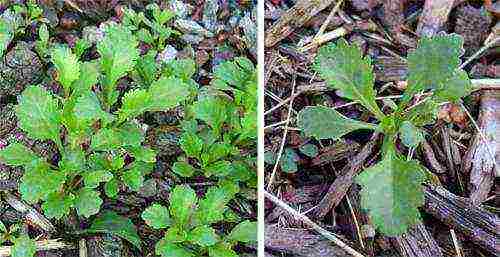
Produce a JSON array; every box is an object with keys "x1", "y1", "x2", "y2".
[
  {"x1": 297, "y1": 34, "x2": 471, "y2": 236},
  {"x1": 0, "y1": 24, "x2": 188, "y2": 220},
  {"x1": 142, "y1": 184, "x2": 257, "y2": 257}
]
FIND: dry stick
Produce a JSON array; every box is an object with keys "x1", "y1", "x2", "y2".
[
  {"x1": 264, "y1": 91, "x2": 301, "y2": 116},
  {"x1": 314, "y1": 133, "x2": 380, "y2": 219},
  {"x1": 264, "y1": 191, "x2": 365, "y2": 257},
  {"x1": 450, "y1": 229, "x2": 463, "y2": 257},
  {"x1": 265, "y1": 0, "x2": 338, "y2": 47},
  {"x1": 79, "y1": 239, "x2": 87, "y2": 257},
  {"x1": 471, "y1": 78, "x2": 500, "y2": 90},
  {"x1": 460, "y1": 37, "x2": 500, "y2": 69},
  {"x1": 3, "y1": 193, "x2": 55, "y2": 233},
  {"x1": 300, "y1": 27, "x2": 349, "y2": 52},
  {"x1": 314, "y1": 0, "x2": 344, "y2": 40},
  {"x1": 0, "y1": 239, "x2": 75, "y2": 256},
  {"x1": 416, "y1": 0, "x2": 455, "y2": 37},
  {"x1": 345, "y1": 195, "x2": 365, "y2": 250},
  {"x1": 393, "y1": 222, "x2": 444, "y2": 257},
  {"x1": 459, "y1": 101, "x2": 498, "y2": 177},
  {"x1": 300, "y1": 0, "x2": 346, "y2": 52},
  {"x1": 423, "y1": 185, "x2": 498, "y2": 255},
  {"x1": 64, "y1": 0, "x2": 83, "y2": 13},
  {"x1": 461, "y1": 91, "x2": 499, "y2": 203},
  {"x1": 266, "y1": 76, "x2": 296, "y2": 191}
]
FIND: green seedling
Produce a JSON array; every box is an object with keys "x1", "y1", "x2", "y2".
[
  {"x1": 173, "y1": 57, "x2": 257, "y2": 188},
  {"x1": 297, "y1": 34, "x2": 471, "y2": 235},
  {"x1": 0, "y1": 24, "x2": 189, "y2": 219},
  {"x1": 142, "y1": 184, "x2": 257, "y2": 257},
  {"x1": 0, "y1": 221, "x2": 36, "y2": 257},
  {"x1": 122, "y1": 4, "x2": 178, "y2": 50}
]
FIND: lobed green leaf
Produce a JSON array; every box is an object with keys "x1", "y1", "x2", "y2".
[
  {"x1": 87, "y1": 211, "x2": 142, "y2": 249},
  {"x1": 187, "y1": 226, "x2": 219, "y2": 247},
  {"x1": 355, "y1": 147, "x2": 426, "y2": 235},
  {"x1": 74, "y1": 188, "x2": 102, "y2": 218},
  {"x1": 406, "y1": 34, "x2": 464, "y2": 97},
  {"x1": 169, "y1": 185, "x2": 197, "y2": 227},
  {"x1": 19, "y1": 161, "x2": 65, "y2": 203},
  {"x1": 313, "y1": 39, "x2": 383, "y2": 118},
  {"x1": 16, "y1": 85, "x2": 61, "y2": 144},
  {"x1": 51, "y1": 45, "x2": 80, "y2": 92},
  {"x1": 228, "y1": 220, "x2": 257, "y2": 243},
  {"x1": 12, "y1": 235, "x2": 36, "y2": 257},
  {"x1": 297, "y1": 106, "x2": 376, "y2": 140},
  {"x1": 0, "y1": 143, "x2": 38, "y2": 166},
  {"x1": 155, "y1": 240, "x2": 193, "y2": 257},
  {"x1": 142, "y1": 204, "x2": 171, "y2": 229}
]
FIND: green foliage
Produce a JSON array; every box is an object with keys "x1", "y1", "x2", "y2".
[
  {"x1": 227, "y1": 220, "x2": 257, "y2": 243},
  {"x1": 298, "y1": 34, "x2": 471, "y2": 235},
  {"x1": 405, "y1": 34, "x2": 464, "y2": 101},
  {"x1": 122, "y1": 4, "x2": 178, "y2": 50},
  {"x1": 355, "y1": 146, "x2": 426, "y2": 236},
  {"x1": 15, "y1": 85, "x2": 61, "y2": 145},
  {"x1": 1, "y1": 2, "x2": 47, "y2": 58},
  {"x1": 0, "y1": 222, "x2": 36, "y2": 257},
  {"x1": 11, "y1": 235, "x2": 36, "y2": 257},
  {"x1": 399, "y1": 121, "x2": 424, "y2": 148},
  {"x1": 173, "y1": 57, "x2": 257, "y2": 190},
  {"x1": 97, "y1": 24, "x2": 139, "y2": 107},
  {"x1": 280, "y1": 148, "x2": 299, "y2": 173},
  {"x1": 313, "y1": 39, "x2": 384, "y2": 119},
  {"x1": 142, "y1": 185, "x2": 256, "y2": 257},
  {"x1": 51, "y1": 44, "x2": 80, "y2": 93},
  {"x1": 142, "y1": 204, "x2": 171, "y2": 229},
  {"x1": 298, "y1": 106, "x2": 377, "y2": 140},
  {"x1": 86, "y1": 211, "x2": 142, "y2": 249},
  {"x1": 0, "y1": 25, "x2": 187, "y2": 219},
  {"x1": 299, "y1": 143, "x2": 319, "y2": 158},
  {"x1": 0, "y1": 6, "x2": 256, "y2": 257},
  {"x1": 0, "y1": 18, "x2": 14, "y2": 57},
  {"x1": 0, "y1": 143, "x2": 39, "y2": 166}
]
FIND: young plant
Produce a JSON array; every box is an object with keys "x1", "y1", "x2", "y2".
[
  {"x1": 297, "y1": 34, "x2": 471, "y2": 235},
  {"x1": 0, "y1": 24, "x2": 189, "y2": 219},
  {"x1": 172, "y1": 57, "x2": 257, "y2": 187},
  {"x1": 142, "y1": 184, "x2": 257, "y2": 257},
  {"x1": 0, "y1": 1, "x2": 45, "y2": 57},
  {"x1": 122, "y1": 4, "x2": 177, "y2": 50},
  {"x1": 144, "y1": 57, "x2": 258, "y2": 257},
  {"x1": 0, "y1": 221, "x2": 36, "y2": 257}
]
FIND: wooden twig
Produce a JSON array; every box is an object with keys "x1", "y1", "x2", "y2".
[
  {"x1": 460, "y1": 37, "x2": 500, "y2": 69},
  {"x1": 266, "y1": 76, "x2": 296, "y2": 190},
  {"x1": 79, "y1": 239, "x2": 87, "y2": 257},
  {"x1": 449, "y1": 229, "x2": 464, "y2": 257},
  {"x1": 265, "y1": 0, "x2": 338, "y2": 47},
  {"x1": 423, "y1": 185, "x2": 499, "y2": 255},
  {"x1": 313, "y1": 133, "x2": 380, "y2": 219},
  {"x1": 3, "y1": 193, "x2": 55, "y2": 233},
  {"x1": 462, "y1": 90, "x2": 499, "y2": 204},
  {"x1": 314, "y1": 0, "x2": 344, "y2": 40},
  {"x1": 393, "y1": 222, "x2": 444, "y2": 257},
  {"x1": 421, "y1": 140, "x2": 446, "y2": 174},
  {"x1": 416, "y1": 0, "x2": 455, "y2": 37},
  {"x1": 470, "y1": 79, "x2": 500, "y2": 90},
  {"x1": 0, "y1": 239, "x2": 75, "y2": 256},
  {"x1": 64, "y1": 0, "x2": 82, "y2": 11},
  {"x1": 265, "y1": 224, "x2": 352, "y2": 257},
  {"x1": 264, "y1": 191, "x2": 365, "y2": 257}
]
